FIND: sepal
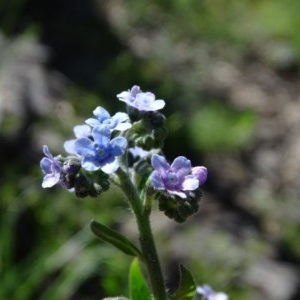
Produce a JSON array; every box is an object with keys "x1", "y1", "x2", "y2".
[{"x1": 157, "y1": 189, "x2": 203, "y2": 223}]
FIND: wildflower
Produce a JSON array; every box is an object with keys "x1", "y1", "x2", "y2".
[
  {"x1": 117, "y1": 85, "x2": 165, "y2": 111},
  {"x1": 150, "y1": 154, "x2": 199, "y2": 198},
  {"x1": 196, "y1": 285, "x2": 228, "y2": 300},
  {"x1": 40, "y1": 145, "x2": 62, "y2": 188},
  {"x1": 85, "y1": 106, "x2": 131, "y2": 131},
  {"x1": 64, "y1": 124, "x2": 92, "y2": 154},
  {"x1": 74, "y1": 125, "x2": 127, "y2": 174}
]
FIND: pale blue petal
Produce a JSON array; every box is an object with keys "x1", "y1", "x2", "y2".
[
  {"x1": 40, "y1": 157, "x2": 52, "y2": 174},
  {"x1": 43, "y1": 145, "x2": 52, "y2": 159},
  {"x1": 150, "y1": 171, "x2": 165, "y2": 190},
  {"x1": 73, "y1": 124, "x2": 91, "y2": 138},
  {"x1": 211, "y1": 293, "x2": 228, "y2": 300},
  {"x1": 112, "y1": 112, "x2": 129, "y2": 123},
  {"x1": 130, "y1": 85, "x2": 141, "y2": 97},
  {"x1": 110, "y1": 137, "x2": 127, "y2": 156},
  {"x1": 102, "y1": 117, "x2": 118, "y2": 129},
  {"x1": 149, "y1": 100, "x2": 165, "y2": 110},
  {"x1": 197, "y1": 285, "x2": 213, "y2": 296},
  {"x1": 115, "y1": 122, "x2": 132, "y2": 131},
  {"x1": 171, "y1": 156, "x2": 191, "y2": 176},
  {"x1": 85, "y1": 118, "x2": 101, "y2": 127},
  {"x1": 81, "y1": 156, "x2": 100, "y2": 171},
  {"x1": 42, "y1": 173, "x2": 60, "y2": 188},
  {"x1": 93, "y1": 106, "x2": 110, "y2": 121},
  {"x1": 101, "y1": 159, "x2": 119, "y2": 174},
  {"x1": 64, "y1": 139, "x2": 77, "y2": 154},
  {"x1": 168, "y1": 190, "x2": 187, "y2": 199},
  {"x1": 151, "y1": 154, "x2": 170, "y2": 173},
  {"x1": 117, "y1": 91, "x2": 131, "y2": 103},
  {"x1": 135, "y1": 92, "x2": 154, "y2": 110},
  {"x1": 182, "y1": 176, "x2": 199, "y2": 191},
  {"x1": 92, "y1": 125, "x2": 111, "y2": 146},
  {"x1": 74, "y1": 138, "x2": 94, "y2": 156}
]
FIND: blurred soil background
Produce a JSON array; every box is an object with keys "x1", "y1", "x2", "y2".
[{"x1": 0, "y1": 1, "x2": 300, "y2": 299}]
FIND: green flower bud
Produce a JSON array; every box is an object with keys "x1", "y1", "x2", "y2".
[
  {"x1": 74, "y1": 175, "x2": 90, "y2": 198},
  {"x1": 157, "y1": 189, "x2": 203, "y2": 223}
]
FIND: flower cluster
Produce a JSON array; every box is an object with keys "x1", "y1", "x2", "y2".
[
  {"x1": 39, "y1": 85, "x2": 230, "y2": 300},
  {"x1": 40, "y1": 85, "x2": 207, "y2": 211}
]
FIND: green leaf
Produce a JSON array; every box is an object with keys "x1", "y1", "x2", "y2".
[
  {"x1": 170, "y1": 265, "x2": 196, "y2": 300},
  {"x1": 90, "y1": 220, "x2": 142, "y2": 258},
  {"x1": 129, "y1": 258, "x2": 152, "y2": 300}
]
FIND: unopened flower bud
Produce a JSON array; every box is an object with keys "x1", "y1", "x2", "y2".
[
  {"x1": 63, "y1": 157, "x2": 82, "y2": 175},
  {"x1": 74, "y1": 175, "x2": 90, "y2": 198},
  {"x1": 148, "y1": 111, "x2": 166, "y2": 127}
]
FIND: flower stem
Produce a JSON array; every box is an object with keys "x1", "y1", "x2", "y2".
[{"x1": 116, "y1": 166, "x2": 168, "y2": 300}]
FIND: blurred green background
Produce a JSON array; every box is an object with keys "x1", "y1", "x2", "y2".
[{"x1": 1, "y1": 0, "x2": 300, "y2": 299}]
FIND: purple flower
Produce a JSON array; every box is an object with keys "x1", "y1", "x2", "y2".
[
  {"x1": 117, "y1": 85, "x2": 165, "y2": 111},
  {"x1": 150, "y1": 154, "x2": 199, "y2": 198},
  {"x1": 64, "y1": 124, "x2": 92, "y2": 154},
  {"x1": 85, "y1": 106, "x2": 131, "y2": 131},
  {"x1": 197, "y1": 285, "x2": 228, "y2": 300},
  {"x1": 74, "y1": 125, "x2": 127, "y2": 174},
  {"x1": 40, "y1": 145, "x2": 62, "y2": 188}
]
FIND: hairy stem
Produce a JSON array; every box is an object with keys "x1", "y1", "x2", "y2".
[{"x1": 116, "y1": 166, "x2": 167, "y2": 300}]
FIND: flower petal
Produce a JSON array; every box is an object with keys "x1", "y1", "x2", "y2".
[
  {"x1": 43, "y1": 145, "x2": 52, "y2": 159},
  {"x1": 110, "y1": 137, "x2": 127, "y2": 156},
  {"x1": 130, "y1": 85, "x2": 141, "y2": 97},
  {"x1": 182, "y1": 176, "x2": 199, "y2": 191},
  {"x1": 112, "y1": 112, "x2": 130, "y2": 123},
  {"x1": 170, "y1": 156, "x2": 191, "y2": 176},
  {"x1": 191, "y1": 166, "x2": 208, "y2": 185},
  {"x1": 117, "y1": 91, "x2": 131, "y2": 103},
  {"x1": 149, "y1": 99, "x2": 165, "y2": 110},
  {"x1": 93, "y1": 106, "x2": 110, "y2": 121},
  {"x1": 92, "y1": 125, "x2": 111, "y2": 146},
  {"x1": 42, "y1": 173, "x2": 60, "y2": 188},
  {"x1": 40, "y1": 157, "x2": 52, "y2": 174},
  {"x1": 115, "y1": 122, "x2": 132, "y2": 131},
  {"x1": 168, "y1": 190, "x2": 187, "y2": 198},
  {"x1": 212, "y1": 293, "x2": 229, "y2": 300},
  {"x1": 64, "y1": 139, "x2": 77, "y2": 154},
  {"x1": 151, "y1": 154, "x2": 170, "y2": 173},
  {"x1": 73, "y1": 124, "x2": 91, "y2": 138},
  {"x1": 74, "y1": 138, "x2": 94, "y2": 156},
  {"x1": 81, "y1": 158, "x2": 99, "y2": 171},
  {"x1": 101, "y1": 159, "x2": 119, "y2": 174},
  {"x1": 150, "y1": 171, "x2": 165, "y2": 190},
  {"x1": 85, "y1": 118, "x2": 100, "y2": 127}
]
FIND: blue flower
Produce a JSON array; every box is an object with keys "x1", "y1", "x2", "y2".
[
  {"x1": 196, "y1": 285, "x2": 228, "y2": 300},
  {"x1": 64, "y1": 124, "x2": 92, "y2": 154},
  {"x1": 150, "y1": 154, "x2": 199, "y2": 198},
  {"x1": 85, "y1": 106, "x2": 131, "y2": 131},
  {"x1": 40, "y1": 145, "x2": 62, "y2": 188},
  {"x1": 74, "y1": 125, "x2": 127, "y2": 173},
  {"x1": 117, "y1": 85, "x2": 165, "y2": 111}
]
